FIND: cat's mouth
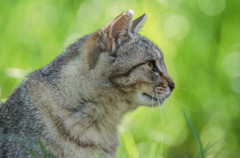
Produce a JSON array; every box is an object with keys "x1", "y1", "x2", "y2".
[
  {"x1": 142, "y1": 93, "x2": 158, "y2": 101},
  {"x1": 142, "y1": 92, "x2": 168, "y2": 106}
]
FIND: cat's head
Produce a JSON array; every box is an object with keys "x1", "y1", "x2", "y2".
[{"x1": 81, "y1": 10, "x2": 174, "y2": 107}]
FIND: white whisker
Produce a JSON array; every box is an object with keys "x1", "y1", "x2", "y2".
[
  {"x1": 160, "y1": 94, "x2": 170, "y2": 120},
  {"x1": 151, "y1": 91, "x2": 157, "y2": 122},
  {"x1": 175, "y1": 86, "x2": 195, "y2": 94},
  {"x1": 165, "y1": 101, "x2": 170, "y2": 112},
  {"x1": 157, "y1": 96, "x2": 164, "y2": 122},
  {"x1": 170, "y1": 95, "x2": 197, "y2": 112},
  {"x1": 169, "y1": 95, "x2": 181, "y2": 105},
  {"x1": 152, "y1": 91, "x2": 154, "y2": 110},
  {"x1": 167, "y1": 97, "x2": 184, "y2": 114},
  {"x1": 163, "y1": 102, "x2": 171, "y2": 120}
]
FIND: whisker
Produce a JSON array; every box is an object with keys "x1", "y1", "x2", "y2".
[
  {"x1": 157, "y1": 96, "x2": 164, "y2": 122},
  {"x1": 152, "y1": 91, "x2": 154, "y2": 110},
  {"x1": 175, "y1": 86, "x2": 195, "y2": 94},
  {"x1": 169, "y1": 95, "x2": 181, "y2": 105},
  {"x1": 165, "y1": 101, "x2": 170, "y2": 113},
  {"x1": 171, "y1": 95, "x2": 187, "y2": 106},
  {"x1": 169, "y1": 96, "x2": 185, "y2": 112},
  {"x1": 163, "y1": 102, "x2": 171, "y2": 120},
  {"x1": 159, "y1": 94, "x2": 171, "y2": 120},
  {"x1": 170, "y1": 95, "x2": 197, "y2": 112},
  {"x1": 151, "y1": 91, "x2": 157, "y2": 122},
  {"x1": 167, "y1": 97, "x2": 185, "y2": 115}
]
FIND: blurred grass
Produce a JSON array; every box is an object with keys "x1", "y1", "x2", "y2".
[
  {"x1": 0, "y1": 0, "x2": 240, "y2": 157},
  {"x1": 29, "y1": 139, "x2": 57, "y2": 158},
  {"x1": 184, "y1": 112, "x2": 204, "y2": 158}
]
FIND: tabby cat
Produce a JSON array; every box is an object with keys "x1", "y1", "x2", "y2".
[{"x1": 0, "y1": 10, "x2": 174, "y2": 158}]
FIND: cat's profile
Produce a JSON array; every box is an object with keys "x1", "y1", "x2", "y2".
[{"x1": 0, "y1": 10, "x2": 174, "y2": 158}]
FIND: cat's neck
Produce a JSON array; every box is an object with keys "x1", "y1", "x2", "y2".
[
  {"x1": 61, "y1": 99, "x2": 131, "y2": 154},
  {"x1": 64, "y1": 98, "x2": 130, "y2": 133}
]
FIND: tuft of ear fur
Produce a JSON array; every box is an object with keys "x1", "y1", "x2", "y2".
[
  {"x1": 103, "y1": 10, "x2": 134, "y2": 52},
  {"x1": 83, "y1": 10, "x2": 136, "y2": 70},
  {"x1": 131, "y1": 14, "x2": 147, "y2": 33}
]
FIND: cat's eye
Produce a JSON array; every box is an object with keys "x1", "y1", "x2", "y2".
[
  {"x1": 147, "y1": 60, "x2": 159, "y2": 72},
  {"x1": 152, "y1": 67, "x2": 158, "y2": 72}
]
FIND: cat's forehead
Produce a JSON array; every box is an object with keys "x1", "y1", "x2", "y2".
[
  {"x1": 138, "y1": 36, "x2": 163, "y2": 60},
  {"x1": 155, "y1": 49, "x2": 162, "y2": 59}
]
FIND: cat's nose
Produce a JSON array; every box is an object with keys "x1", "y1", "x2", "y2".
[{"x1": 168, "y1": 81, "x2": 175, "y2": 92}]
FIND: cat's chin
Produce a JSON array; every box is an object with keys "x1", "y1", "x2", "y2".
[{"x1": 133, "y1": 92, "x2": 165, "y2": 107}]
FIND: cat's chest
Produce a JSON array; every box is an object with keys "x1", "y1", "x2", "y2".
[
  {"x1": 47, "y1": 129, "x2": 118, "y2": 158},
  {"x1": 84, "y1": 125, "x2": 119, "y2": 154}
]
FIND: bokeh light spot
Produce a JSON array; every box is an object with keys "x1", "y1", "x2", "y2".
[
  {"x1": 163, "y1": 15, "x2": 190, "y2": 40},
  {"x1": 5, "y1": 68, "x2": 28, "y2": 79},
  {"x1": 198, "y1": 0, "x2": 225, "y2": 16},
  {"x1": 222, "y1": 52, "x2": 240, "y2": 78},
  {"x1": 231, "y1": 77, "x2": 240, "y2": 94}
]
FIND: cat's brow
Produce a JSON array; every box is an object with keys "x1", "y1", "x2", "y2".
[{"x1": 156, "y1": 51, "x2": 162, "y2": 59}]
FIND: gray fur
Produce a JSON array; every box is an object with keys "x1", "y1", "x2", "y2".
[{"x1": 0, "y1": 10, "x2": 174, "y2": 158}]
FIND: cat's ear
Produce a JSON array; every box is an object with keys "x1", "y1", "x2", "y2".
[
  {"x1": 83, "y1": 10, "x2": 134, "y2": 70},
  {"x1": 131, "y1": 14, "x2": 147, "y2": 33},
  {"x1": 102, "y1": 10, "x2": 134, "y2": 52}
]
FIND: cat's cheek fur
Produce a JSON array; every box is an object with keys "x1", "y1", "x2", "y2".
[{"x1": 133, "y1": 85, "x2": 172, "y2": 107}]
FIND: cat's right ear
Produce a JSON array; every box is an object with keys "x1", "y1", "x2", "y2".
[
  {"x1": 131, "y1": 14, "x2": 147, "y2": 33},
  {"x1": 101, "y1": 10, "x2": 134, "y2": 52}
]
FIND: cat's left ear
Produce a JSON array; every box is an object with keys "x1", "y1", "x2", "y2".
[
  {"x1": 83, "y1": 10, "x2": 133, "y2": 69},
  {"x1": 102, "y1": 10, "x2": 134, "y2": 52},
  {"x1": 131, "y1": 14, "x2": 147, "y2": 33}
]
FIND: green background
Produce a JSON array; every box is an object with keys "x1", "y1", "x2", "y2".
[{"x1": 0, "y1": 0, "x2": 240, "y2": 157}]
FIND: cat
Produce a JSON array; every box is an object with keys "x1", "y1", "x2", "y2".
[{"x1": 0, "y1": 10, "x2": 174, "y2": 158}]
